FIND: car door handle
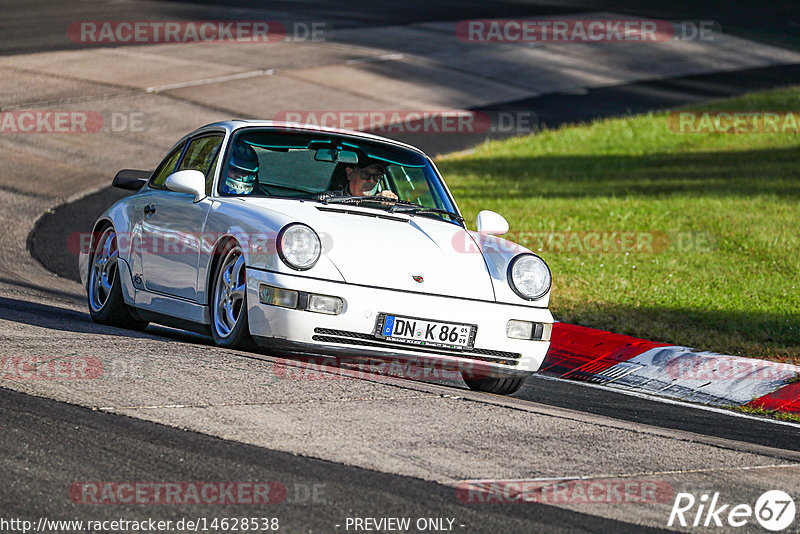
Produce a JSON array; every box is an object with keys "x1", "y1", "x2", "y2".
[{"x1": 143, "y1": 204, "x2": 156, "y2": 215}]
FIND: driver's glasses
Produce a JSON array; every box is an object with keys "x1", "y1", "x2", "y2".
[{"x1": 359, "y1": 169, "x2": 386, "y2": 182}]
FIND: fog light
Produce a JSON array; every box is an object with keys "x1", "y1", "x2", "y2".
[
  {"x1": 307, "y1": 294, "x2": 344, "y2": 315},
  {"x1": 506, "y1": 320, "x2": 534, "y2": 340},
  {"x1": 259, "y1": 285, "x2": 299, "y2": 308}
]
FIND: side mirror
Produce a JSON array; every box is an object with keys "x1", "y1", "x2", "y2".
[
  {"x1": 112, "y1": 169, "x2": 151, "y2": 191},
  {"x1": 164, "y1": 170, "x2": 206, "y2": 202},
  {"x1": 476, "y1": 210, "x2": 509, "y2": 235}
]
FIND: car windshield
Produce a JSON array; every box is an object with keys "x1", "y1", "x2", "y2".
[{"x1": 219, "y1": 128, "x2": 460, "y2": 224}]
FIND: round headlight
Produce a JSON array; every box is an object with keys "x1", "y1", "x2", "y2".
[
  {"x1": 507, "y1": 253, "x2": 551, "y2": 300},
  {"x1": 277, "y1": 223, "x2": 321, "y2": 270}
]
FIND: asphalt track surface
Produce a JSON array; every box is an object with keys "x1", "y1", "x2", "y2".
[
  {"x1": 2, "y1": 386, "x2": 667, "y2": 533},
  {"x1": 5, "y1": 1, "x2": 800, "y2": 532}
]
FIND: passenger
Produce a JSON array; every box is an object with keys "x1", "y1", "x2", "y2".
[{"x1": 221, "y1": 143, "x2": 259, "y2": 195}]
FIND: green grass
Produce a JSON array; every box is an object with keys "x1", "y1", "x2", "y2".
[
  {"x1": 437, "y1": 86, "x2": 800, "y2": 361},
  {"x1": 735, "y1": 405, "x2": 800, "y2": 423}
]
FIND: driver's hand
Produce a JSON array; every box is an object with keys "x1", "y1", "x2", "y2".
[{"x1": 377, "y1": 190, "x2": 398, "y2": 200}]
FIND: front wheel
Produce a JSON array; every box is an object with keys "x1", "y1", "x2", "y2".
[
  {"x1": 211, "y1": 243, "x2": 254, "y2": 349},
  {"x1": 462, "y1": 373, "x2": 528, "y2": 395},
  {"x1": 87, "y1": 226, "x2": 148, "y2": 329}
]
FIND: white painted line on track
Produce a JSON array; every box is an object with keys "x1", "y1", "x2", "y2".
[
  {"x1": 145, "y1": 69, "x2": 276, "y2": 93},
  {"x1": 143, "y1": 52, "x2": 402, "y2": 94},
  {"x1": 532, "y1": 374, "x2": 800, "y2": 429},
  {"x1": 457, "y1": 463, "x2": 800, "y2": 485},
  {"x1": 345, "y1": 53, "x2": 405, "y2": 64}
]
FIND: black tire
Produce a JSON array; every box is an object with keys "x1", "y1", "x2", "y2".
[
  {"x1": 87, "y1": 226, "x2": 148, "y2": 330},
  {"x1": 210, "y1": 242, "x2": 254, "y2": 349},
  {"x1": 462, "y1": 373, "x2": 528, "y2": 395}
]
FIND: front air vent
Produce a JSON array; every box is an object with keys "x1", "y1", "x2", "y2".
[{"x1": 312, "y1": 328, "x2": 521, "y2": 366}]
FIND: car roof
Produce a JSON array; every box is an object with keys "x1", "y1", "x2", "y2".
[{"x1": 189, "y1": 120, "x2": 430, "y2": 157}]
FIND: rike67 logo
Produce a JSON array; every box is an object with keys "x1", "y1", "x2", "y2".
[{"x1": 669, "y1": 490, "x2": 795, "y2": 531}]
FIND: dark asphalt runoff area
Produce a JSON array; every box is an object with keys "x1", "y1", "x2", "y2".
[
  {"x1": 3, "y1": 0, "x2": 799, "y2": 56},
  {"x1": 6, "y1": 0, "x2": 800, "y2": 531}
]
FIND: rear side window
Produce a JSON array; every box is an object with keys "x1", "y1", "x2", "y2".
[
  {"x1": 150, "y1": 144, "x2": 184, "y2": 187},
  {"x1": 177, "y1": 135, "x2": 224, "y2": 195}
]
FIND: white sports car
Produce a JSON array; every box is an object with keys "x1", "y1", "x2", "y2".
[{"x1": 79, "y1": 120, "x2": 553, "y2": 395}]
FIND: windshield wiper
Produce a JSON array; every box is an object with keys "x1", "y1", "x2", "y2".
[
  {"x1": 319, "y1": 195, "x2": 464, "y2": 225},
  {"x1": 388, "y1": 204, "x2": 465, "y2": 225},
  {"x1": 320, "y1": 195, "x2": 396, "y2": 205}
]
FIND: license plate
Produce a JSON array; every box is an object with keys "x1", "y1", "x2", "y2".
[{"x1": 375, "y1": 313, "x2": 477, "y2": 350}]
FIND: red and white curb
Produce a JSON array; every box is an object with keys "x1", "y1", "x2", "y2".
[{"x1": 541, "y1": 324, "x2": 800, "y2": 414}]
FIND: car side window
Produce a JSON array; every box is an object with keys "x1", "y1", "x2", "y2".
[
  {"x1": 150, "y1": 144, "x2": 185, "y2": 188},
  {"x1": 177, "y1": 135, "x2": 224, "y2": 195}
]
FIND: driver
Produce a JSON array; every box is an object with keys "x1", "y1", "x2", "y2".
[
  {"x1": 221, "y1": 143, "x2": 259, "y2": 195},
  {"x1": 332, "y1": 159, "x2": 398, "y2": 199}
]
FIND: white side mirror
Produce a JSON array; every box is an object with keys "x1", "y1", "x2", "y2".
[
  {"x1": 164, "y1": 170, "x2": 206, "y2": 202},
  {"x1": 476, "y1": 210, "x2": 509, "y2": 235}
]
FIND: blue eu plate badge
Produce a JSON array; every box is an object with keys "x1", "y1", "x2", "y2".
[{"x1": 382, "y1": 315, "x2": 396, "y2": 336}]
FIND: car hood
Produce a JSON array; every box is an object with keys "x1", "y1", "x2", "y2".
[{"x1": 243, "y1": 199, "x2": 495, "y2": 300}]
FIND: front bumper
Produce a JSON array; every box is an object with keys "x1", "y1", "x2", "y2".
[{"x1": 246, "y1": 268, "x2": 553, "y2": 376}]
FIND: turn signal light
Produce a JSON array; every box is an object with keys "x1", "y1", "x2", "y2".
[{"x1": 259, "y1": 284, "x2": 344, "y2": 315}]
